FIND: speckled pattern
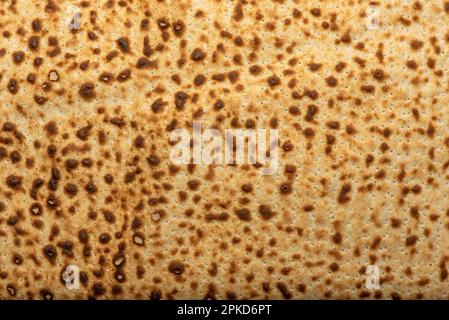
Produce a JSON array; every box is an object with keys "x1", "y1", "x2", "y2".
[{"x1": 1, "y1": 0, "x2": 449, "y2": 299}]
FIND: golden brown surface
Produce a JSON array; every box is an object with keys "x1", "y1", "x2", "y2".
[{"x1": 1, "y1": 0, "x2": 449, "y2": 299}]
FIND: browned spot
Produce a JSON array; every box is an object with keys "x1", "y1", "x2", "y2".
[
  {"x1": 410, "y1": 40, "x2": 423, "y2": 50},
  {"x1": 337, "y1": 184, "x2": 351, "y2": 204},
  {"x1": 267, "y1": 75, "x2": 281, "y2": 87},
  {"x1": 235, "y1": 208, "x2": 251, "y2": 221},
  {"x1": 79, "y1": 83, "x2": 96, "y2": 100},
  {"x1": 258, "y1": 205, "x2": 275, "y2": 220},
  {"x1": 279, "y1": 182, "x2": 292, "y2": 195},
  {"x1": 116, "y1": 37, "x2": 130, "y2": 53},
  {"x1": 168, "y1": 261, "x2": 185, "y2": 275},
  {"x1": 405, "y1": 235, "x2": 418, "y2": 246},
  {"x1": 191, "y1": 48, "x2": 206, "y2": 61},
  {"x1": 276, "y1": 282, "x2": 292, "y2": 299}
]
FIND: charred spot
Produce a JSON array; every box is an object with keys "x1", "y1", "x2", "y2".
[
  {"x1": 267, "y1": 75, "x2": 281, "y2": 87},
  {"x1": 10, "y1": 151, "x2": 22, "y2": 163},
  {"x1": 282, "y1": 141, "x2": 294, "y2": 152},
  {"x1": 65, "y1": 159, "x2": 79, "y2": 171},
  {"x1": 370, "y1": 236, "x2": 382, "y2": 250},
  {"x1": 172, "y1": 20, "x2": 185, "y2": 37},
  {"x1": 335, "y1": 62, "x2": 347, "y2": 72},
  {"x1": 241, "y1": 183, "x2": 253, "y2": 193},
  {"x1": 372, "y1": 69, "x2": 385, "y2": 81},
  {"x1": 106, "y1": 51, "x2": 118, "y2": 61},
  {"x1": 325, "y1": 76, "x2": 338, "y2": 87},
  {"x1": 34, "y1": 95, "x2": 48, "y2": 105},
  {"x1": 168, "y1": 260, "x2": 185, "y2": 275},
  {"x1": 44, "y1": 121, "x2": 58, "y2": 135},
  {"x1": 76, "y1": 125, "x2": 92, "y2": 141},
  {"x1": 410, "y1": 207, "x2": 419, "y2": 220},
  {"x1": 379, "y1": 142, "x2": 389, "y2": 152},
  {"x1": 42, "y1": 245, "x2": 57, "y2": 264},
  {"x1": 405, "y1": 235, "x2": 418, "y2": 246},
  {"x1": 92, "y1": 283, "x2": 106, "y2": 296},
  {"x1": 124, "y1": 171, "x2": 136, "y2": 183},
  {"x1": 64, "y1": 183, "x2": 78, "y2": 197},
  {"x1": 175, "y1": 91, "x2": 189, "y2": 110},
  {"x1": 194, "y1": 74, "x2": 207, "y2": 86},
  {"x1": 116, "y1": 37, "x2": 130, "y2": 53},
  {"x1": 326, "y1": 121, "x2": 340, "y2": 130},
  {"x1": 12, "y1": 51, "x2": 25, "y2": 65},
  {"x1": 78, "y1": 229, "x2": 89, "y2": 243},
  {"x1": 340, "y1": 31, "x2": 351, "y2": 44},
  {"x1": 191, "y1": 48, "x2": 206, "y2": 61},
  {"x1": 308, "y1": 63, "x2": 322, "y2": 71},
  {"x1": 134, "y1": 135, "x2": 145, "y2": 148},
  {"x1": 391, "y1": 218, "x2": 402, "y2": 228},
  {"x1": 410, "y1": 39, "x2": 424, "y2": 50},
  {"x1": 6, "y1": 175, "x2": 22, "y2": 189},
  {"x1": 232, "y1": 2, "x2": 244, "y2": 21},
  {"x1": 329, "y1": 262, "x2": 339, "y2": 272},
  {"x1": 12, "y1": 254, "x2": 23, "y2": 265},
  {"x1": 303, "y1": 127, "x2": 315, "y2": 138},
  {"x1": 213, "y1": 99, "x2": 225, "y2": 111},
  {"x1": 157, "y1": 18, "x2": 170, "y2": 30},
  {"x1": 48, "y1": 167, "x2": 61, "y2": 191},
  {"x1": 332, "y1": 232, "x2": 342, "y2": 245},
  {"x1": 57, "y1": 241, "x2": 74, "y2": 257},
  {"x1": 147, "y1": 155, "x2": 160, "y2": 167},
  {"x1": 337, "y1": 183, "x2": 351, "y2": 204},
  {"x1": 205, "y1": 212, "x2": 229, "y2": 222},
  {"x1": 40, "y1": 289, "x2": 53, "y2": 300},
  {"x1": 81, "y1": 158, "x2": 93, "y2": 168},
  {"x1": 85, "y1": 182, "x2": 98, "y2": 194},
  {"x1": 151, "y1": 98, "x2": 167, "y2": 113},
  {"x1": 47, "y1": 145, "x2": 57, "y2": 158},
  {"x1": 212, "y1": 73, "x2": 226, "y2": 82},
  {"x1": 30, "y1": 203, "x2": 43, "y2": 216},
  {"x1": 279, "y1": 182, "x2": 292, "y2": 195},
  {"x1": 305, "y1": 104, "x2": 319, "y2": 122},
  {"x1": 150, "y1": 289, "x2": 162, "y2": 300},
  {"x1": 187, "y1": 179, "x2": 200, "y2": 191},
  {"x1": 99, "y1": 233, "x2": 111, "y2": 244},
  {"x1": 28, "y1": 36, "x2": 40, "y2": 51},
  {"x1": 32, "y1": 19, "x2": 42, "y2": 32},
  {"x1": 406, "y1": 60, "x2": 418, "y2": 70},
  {"x1": 235, "y1": 208, "x2": 251, "y2": 221},
  {"x1": 45, "y1": 0, "x2": 59, "y2": 12},
  {"x1": 27, "y1": 73, "x2": 37, "y2": 84},
  {"x1": 104, "y1": 174, "x2": 114, "y2": 184},
  {"x1": 258, "y1": 205, "x2": 275, "y2": 220},
  {"x1": 136, "y1": 57, "x2": 156, "y2": 69},
  {"x1": 361, "y1": 85, "x2": 375, "y2": 93},
  {"x1": 117, "y1": 69, "x2": 131, "y2": 82},
  {"x1": 79, "y1": 82, "x2": 96, "y2": 100},
  {"x1": 249, "y1": 65, "x2": 262, "y2": 75},
  {"x1": 310, "y1": 8, "x2": 321, "y2": 16},
  {"x1": 110, "y1": 117, "x2": 125, "y2": 128},
  {"x1": 276, "y1": 282, "x2": 292, "y2": 299},
  {"x1": 7, "y1": 79, "x2": 19, "y2": 94},
  {"x1": 288, "y1": 106, "x2": 299, "y2": 115}
]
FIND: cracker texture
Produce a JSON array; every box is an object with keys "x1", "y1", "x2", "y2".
[{"x1": 0, "y1": 0, "x2": 449, "y2": 300}]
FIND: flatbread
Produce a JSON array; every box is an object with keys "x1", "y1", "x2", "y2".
[{"x1": 1, "y1": 0, "x2": 449, "y2": 299}]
